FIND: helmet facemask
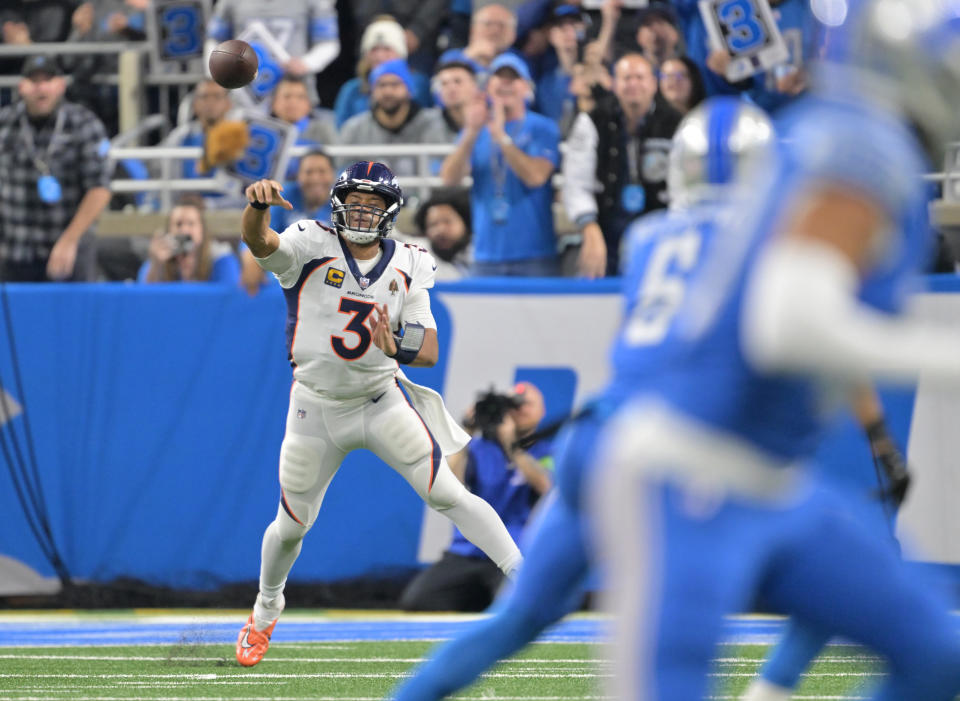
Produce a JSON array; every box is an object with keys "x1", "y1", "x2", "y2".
[{"x1": 331, "y1": 193, "x2": 400, "y2": 245}]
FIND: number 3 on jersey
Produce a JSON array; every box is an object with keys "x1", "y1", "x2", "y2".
[
  {"x1": 624, "y1": 230, "x2": 702, "y2": 346},
  {"x1": 332, "y1": 298, "x2": 376, "y2": 360}
]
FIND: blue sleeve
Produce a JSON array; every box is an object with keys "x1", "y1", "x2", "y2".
[
  {"x1": 469, "y1": 130, "x2": 483, "y2": 174},
  {"x1": 310, "y1": 17, "x2": 338, "y2": 42},
  {"x1": 528, "y1": 118, "x2": 560, "y2": 168},
  {"x1": 137, "y1": 260, "x2": 151, "y2": 283},
  {"x1": 210, "y1": 252, "x2": 241, "y2": 285},
  {"x1": 334, "y1": 80, "x2": 361, "y2": 128}
]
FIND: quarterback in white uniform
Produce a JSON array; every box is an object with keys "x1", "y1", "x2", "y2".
[{"x1": 235, "y1": 161, "x2": 523, "y2": 666}]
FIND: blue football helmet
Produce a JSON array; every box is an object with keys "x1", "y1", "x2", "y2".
[
  {"x1": 331, "y1": 161, "x2": 404, "y2": 245},
  {"x1": 815, "y1": 0, "x2": 960, "y2": 157},
  {"x1": 667, "y1": 97, "x2": 775, "y2": 210}
]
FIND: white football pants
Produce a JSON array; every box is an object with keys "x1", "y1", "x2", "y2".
[{"x1": 258, "y1": 379, "x2": 522, "y2": 602}]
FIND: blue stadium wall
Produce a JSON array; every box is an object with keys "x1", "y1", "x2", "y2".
[{"x1": 1, "y1": 277, "x2": 959, "y2": 590}]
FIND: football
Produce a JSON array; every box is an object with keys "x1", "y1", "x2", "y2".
[{"x1": 209, "y1": 39, "x2": 258, "y2": 89}]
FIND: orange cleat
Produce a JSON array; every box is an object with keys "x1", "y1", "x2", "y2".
[{"x1": 235, "y1": 613, "x2": 277, "y2": 667}]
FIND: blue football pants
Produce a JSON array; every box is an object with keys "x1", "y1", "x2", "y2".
[
  {"x1": 606, "y1": 477, "x2": 960, "y2": 701},
  {"x1": 391, "y1": 413, "x2": 603, "y2": 701}
]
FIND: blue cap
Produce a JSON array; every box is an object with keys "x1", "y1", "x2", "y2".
[
  {"x1": 436, "y1": 48, "x2": 484, "y2": 77},
  {"x1": 369, "y1": 58, "x2": 415, "y2": 95},
  {"x1": 22, "y1": 55, "x2": 62, "y2": 78},
  {"x1": 489, "y1": 52, "x2": 532, "y2": 82},
  {"x1": 551, "y1": 4, "x2": 584, "y2": 23}
]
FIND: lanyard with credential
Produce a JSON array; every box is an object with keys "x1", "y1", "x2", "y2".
[
  {"x1": 21, "y1": 107, "x2": 65, "y2": 204},
  {"x1": 621, "y1": 131, "x2": 646, "y2": 214},
  {"x1": 489, "y1": 122, "x2": 515, "y2": 226}
]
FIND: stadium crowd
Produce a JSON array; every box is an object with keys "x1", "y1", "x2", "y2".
[{"x1": 0, "y1": 0, "x2": 957, "y2": 282}]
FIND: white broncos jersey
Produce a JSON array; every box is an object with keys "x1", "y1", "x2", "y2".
[{"x1": 260, "y1": 220, "x2": 439, "y2": 400}]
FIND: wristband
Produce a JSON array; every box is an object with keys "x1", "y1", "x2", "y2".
[
  {"x1": 388, "y1": 322, "x2": 426, "y2": 365},
  {"x1": 249, "y1": 201, "x2": 269, "y2": 210}
]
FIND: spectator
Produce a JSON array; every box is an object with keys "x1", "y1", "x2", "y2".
[
  {"x1": 349, "y1": 1, "x2": 449, "y2": 74},
  {"x1": 535, "y1": 5, "x2": 586, "y2": 124},
  {"x1": 69, "y1": 0, "x2": 146, "y2": 43},
  {"x1": 339, "y1": 59, "x2": 447, "y2": 177},
  {"x1": 0, "y1": 56, "x2": 112, "y2": 282},
  {"x1": 205, "y1": 0, "x2": 340, "y2": 103},
  {"x1": 1, "y1": 0, "x2": 73, "y2": 42},
  {"x1": 138, "y1": 196, "x2": 240, "y2": 284},
  {"x1": 463, "y1": 4, "x2": 519, "y2": 68},
  {"x1": 271, "y1": 149, "x2": 335, "y2": 231},
  {"x1": 163, "y1": 79, "x2": 248, "y2": 209},
  {"x1": 562, "y1": 53, "x2": 681, "y2": 277},
  {"x1": 634, "y1": 2, "x2": 683, "y2": 70},
  {"x1": 659, "y1": 56, "x2": 706, "y2": 115},
  {"x1": 333, "y1": 16, "x2": 433, "y2": 128},
  {"x1": 239, "y1": 150, "x2": 336, "y2": 295},
  {"x1": 271, "y1": 75, "x2": 339, "y2": 147},
  {"x1": 269, "y1": 74, "x2": 338, "y2": 179},
  {"x1": 440, "y1": 0, "x2": 473, "y2": 50},
  {"x1": 0, "y1": 1, "x2": 74, "y2": 74},
  {"x1": 165, "y1": 80, "x2": 235, "y2": 170},
  {"x1": 675, "y1": 0, "x2": 814, "y2": 111},
  {"x1": 399, "y1": 382, "x2": 554, "y2": 612},
  {"x1": 433, "y1": 50, "x2": 483, "y2": 141},
  {"x1": 62, "y1": 0, "x2": 149, "y2": 134},
  {"x1": 565, "y1": 39, "x2": 614, "y2": 124},
  {"x1": 441, "y1": 53, "x2": 560, "y2": 277},
  {"x1": 411, "y1": 188, "x2": 472, "y2": 280}
]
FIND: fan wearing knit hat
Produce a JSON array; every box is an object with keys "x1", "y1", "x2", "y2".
[{"x1": 333, "y1": 15, "x2": 434, "y2": 127}]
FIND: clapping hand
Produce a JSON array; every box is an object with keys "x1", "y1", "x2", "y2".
[{"x1": 464, "y1": 94, "x2": 489, "y2": 133}]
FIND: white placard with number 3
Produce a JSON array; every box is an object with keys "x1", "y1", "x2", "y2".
[{"x1": 699, "y1": 0, "x2": 789, "y2": 82}]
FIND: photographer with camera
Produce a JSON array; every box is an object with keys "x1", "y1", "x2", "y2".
[
  {"x1": 399, "y1": 381, "x2": 554, "y2": 612},
  {"x1": 138, "y1": 195, "x2": 240, "y2": 285}
]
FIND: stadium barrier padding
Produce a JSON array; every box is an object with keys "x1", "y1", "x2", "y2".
[{"x1": 1, "y1": 277, "x2": 959, "y2": 590}]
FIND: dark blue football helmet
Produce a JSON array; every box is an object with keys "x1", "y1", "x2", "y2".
[{"x1": 331, "y1": 161, "x2": 404, "y2": 245}]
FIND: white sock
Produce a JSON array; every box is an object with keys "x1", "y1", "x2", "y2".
[
  {"x1": 440, "y1": 491, "x2": 523, "y2": 574},
  {"x1": 253, "y1": 592, "x2": 285, "y2": 632},
  {"x1": 742, "y1": 678, "x2": 793, "y2": 701}
]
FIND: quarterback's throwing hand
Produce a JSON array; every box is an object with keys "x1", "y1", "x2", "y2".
[
  {"x1": 371, "y1": 303, "x2": 398, "y2": 356},
  {"x1": 245, "y1": 179, "x2": 294, "y2": 210}
]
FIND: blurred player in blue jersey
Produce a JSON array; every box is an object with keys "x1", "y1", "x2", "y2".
[
  {"x1": 743, "y1": 384, "x2": 911, "y2": 701},
  {"x1": 390, "y1": 95, "x2": 775, "y2": 701},
  {"x1": 594, "y1": 1, "x2": 960, "y2": 699}
]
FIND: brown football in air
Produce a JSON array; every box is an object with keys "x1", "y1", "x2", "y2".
[{"x1": 209, "y1": 39, "x2": 258, "y2": 89}]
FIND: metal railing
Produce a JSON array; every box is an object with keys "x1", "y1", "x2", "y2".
[
  {"x1": 109, "y1": 142, "x2": 460, "y2": 210},
  {"x1": 0, "y1": 41, "x2": 201, "y2": 132}
]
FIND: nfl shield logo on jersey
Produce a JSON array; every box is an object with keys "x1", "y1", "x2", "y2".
[
  {"x1": 297, "y1": 408, "x2": 306, "y2": 419},
  {"x1": 359, "y1": 276, "x2": 371, "y2": 289}
]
